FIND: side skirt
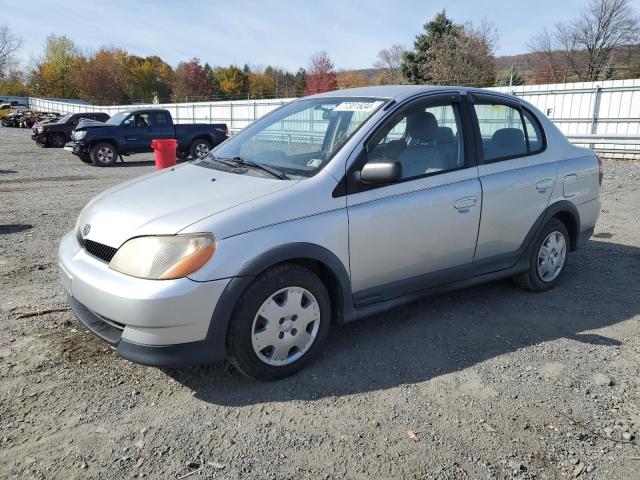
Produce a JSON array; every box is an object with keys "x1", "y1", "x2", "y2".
[{"x1": 353, "y1": 262, "x2": 528, "y2": 321}]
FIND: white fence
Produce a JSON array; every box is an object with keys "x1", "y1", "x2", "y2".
[
  {"x1": 27, "y1": 78, "x2": 640, "y2": 158},
  {"x1": 27, "y1": 97, "x2": 294, "y2": 131}
]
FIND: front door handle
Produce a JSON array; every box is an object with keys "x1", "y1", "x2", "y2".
[
  {"x1": 536, "y1": 179, "x2": 554, "y2": 192},
  {"x1": 454, "y1": 196, "x2": 477, "y2": 212}
]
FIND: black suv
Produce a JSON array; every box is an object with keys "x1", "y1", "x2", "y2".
[{"x1": 32, "y1": 112, "x2": 109, "y2": 148}]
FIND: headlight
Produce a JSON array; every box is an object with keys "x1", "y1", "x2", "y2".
[
  {"x1": 109, "y1": 234, "x2": 216, "y2": 280},
  {"x1": 73, "y1": 130, "x2": 86, "y2": 140},
  {"x1": 37, "y1": 126, "x2": 44, "y2": 133}
]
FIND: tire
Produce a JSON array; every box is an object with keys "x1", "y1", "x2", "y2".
[
  {"x1": 189, "y1": 139, "x2": 211, "y2": 159},
  {"x1": 49, "y1": 132, "x2": 66, "y2": 148},
  {"x1": 226, "y1": 263, "x2": 331, "y2": 381},
  {"x1": 79, "y1": 155, "x2": 93, "y2": 164},
  {"x1": 91, "y1": 142, "x2": 118, "y2": 167},
  {"x1": 513, "y1": 218, "x2": 569, "y2": 292}
]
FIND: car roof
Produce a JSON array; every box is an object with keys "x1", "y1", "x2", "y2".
[{"x1": 306, "y1": 85, "x2": 514, "y2": 102}]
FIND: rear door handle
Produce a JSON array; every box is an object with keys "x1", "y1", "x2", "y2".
[
  {"x1": 536, "y1": 179, "x2": 554, "y2": 192},
  {"x1": 454, "y1": 196, "x2": 477, "y2": 212}
]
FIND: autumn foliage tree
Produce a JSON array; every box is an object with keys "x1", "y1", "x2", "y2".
[
  {"x1": 28, "y1": 34, "x2": 82, "y2": 98},
  {"x1": 215, "y1": 65, "x2": 249, "y2": 98},
  {"x1": 171, "y1": 58, "x2": 213, "y2": 102},
  {"x1": 304, "y1": 51, "x2": 337, "y2": 94},
  {"x1": 122, "y1": 55, "x2": 174, "y2": 102},
  {"x1": 75, "y1": 49, "x2": 126, "y2": 103},
  {"x1": 336, "y1": 70, "x2": 369, "y2": 89}
]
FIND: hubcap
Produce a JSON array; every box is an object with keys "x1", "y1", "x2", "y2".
[
  {"x1": 251, "y1": 286, "x2": 321, "y2": 366},
  {"x1": 97, "y1": 147, "x2": 113, "y2": 162},
  {"x1": 195, "y1": 143, "x2": 209, "y2": 158},
  {"x1": 537, "y1": 231, "x2": 566, "y2": 282}
]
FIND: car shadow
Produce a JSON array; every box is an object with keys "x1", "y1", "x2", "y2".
[{"x1": 165, "y1": 238, "x2": 639, "y2": 405}]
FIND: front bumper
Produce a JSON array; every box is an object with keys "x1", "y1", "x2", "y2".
[
  {"x1": 65, "y1": 141, "x2": 88, "y2": 156},
  {"x1": 58, "y1": 231, "x2": 230, "y2": 366},
  {"x1": 31, "y1": 132, "x2": 46, "y2": 143}
]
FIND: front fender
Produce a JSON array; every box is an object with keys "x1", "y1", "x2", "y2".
[{"x1": 200, "y1": 242, "x2": 355, "y2": 361}]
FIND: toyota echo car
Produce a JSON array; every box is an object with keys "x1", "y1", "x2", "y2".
[{"x1": 59, "y1": 86, "x2": 602, "y2": 380}]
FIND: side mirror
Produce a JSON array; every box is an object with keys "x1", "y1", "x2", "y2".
[
  {"x1": 123, "y1": 119, "x2": 133, "y2": 127},
  {"x1": 359, "y1": 160, "x2": 402, "y2": 185}
]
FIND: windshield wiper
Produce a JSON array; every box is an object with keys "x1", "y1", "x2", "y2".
[
  {"x1": 229, "y1": 156, "x2": 289, "y2": 180},
  {"x1": 204, "y1": 155, "x2": 289, "y2": 180}
]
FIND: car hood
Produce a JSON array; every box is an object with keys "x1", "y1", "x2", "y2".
[
  {"x1": 78, "y1": 163, "x2": 299, "y2": 248},
  {"x1": 75, "y1": 118, "x2": 110, "y2": 130}
]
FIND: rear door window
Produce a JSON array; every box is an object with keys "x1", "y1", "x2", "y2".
[
  {"x1": 473, "y1": 100, "x2": 545, "y2": 162},
  {"x1": 153, "y1": 111, "x2": 170, "y2": 125}
]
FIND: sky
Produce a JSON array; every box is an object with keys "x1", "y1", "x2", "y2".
[{"x1": 1, "y1": 0, "x2": 588, "y2": 71}]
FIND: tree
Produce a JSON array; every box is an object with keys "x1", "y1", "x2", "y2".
[
  {"x1": 304, "y1": 51, "x2": 337, "y2": 94},
  {"x1": 248, "y1": 72, "x2": 276, "y2": 98},
  {"x1": 76, "y1": 49, "x2": 125, "y2": 103},
  {"x1": 402, "y1": 12, "x2": 496, "y2": 87},
  {"x1": 0, "y1": 69, "x2": 27, "y2": 96},
  {"x1": 336, "y1": 70, "x2": 369, "y2": 89},
  {"x1": 0, "y1": 24, "x2": 22, "y2": 79},
  {"x1": 171, "y1": 58, "x2": 213, "y2": 102},
  {"x1": 527, "y1": 28, "x2": 570, "y2": 83},
  {"x1": 122, "y1": 55, "x2": 174, "y2": 103},
  {"x1": 294, "y1": 68, "x2": 306, "y2": 96},
  {"x1": 374, "y1": 44, "x2": 406, "y2": 84},
  {"x1": 203, "y1": 63, "x2": 221, "y2": 99},
  {"x1": 216, "y1": 65, "x2": 249, "y2": 99},
  {"x1": 401, "y1": 11, "x2": 459, "y2": 84},
  {"x1": 28, "y1": 34, "x2": 82, "y2": 98},
  {"x1": 498, "y1": 65, "x2": 525, "y2": 87},
  {"x1": 529, "y1": 0, "x2": 640, "y2": 81}
]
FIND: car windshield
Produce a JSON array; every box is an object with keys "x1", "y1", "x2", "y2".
[
  {"x1": 57, "y1": 114, "x2": 72, "y2": 124},
  {"x1": 199, "y1": 97, "x2": 387, "y2": 177},
  {"x1": 106, "y1": 112, "x2": 129, "y2": 125}
]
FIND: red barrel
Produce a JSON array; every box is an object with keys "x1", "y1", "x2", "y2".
[{"x1": 150, "y1": 139, "x2": 177, "y2": 169}]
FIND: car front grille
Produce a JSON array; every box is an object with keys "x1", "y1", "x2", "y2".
[{"x1": 84, "y1": 239, "x2": 118, "y2": 263}]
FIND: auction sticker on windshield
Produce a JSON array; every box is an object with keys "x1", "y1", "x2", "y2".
[{"x1": 333, "y1": 101, "x2": 383, "y2": 112}]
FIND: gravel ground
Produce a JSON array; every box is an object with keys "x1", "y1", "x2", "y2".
[{"x1": 1, "y1": 127, "x2": 639, "y2": 479}]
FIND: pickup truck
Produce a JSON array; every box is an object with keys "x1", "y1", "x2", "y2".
[
  {"x1": 65, "y1": 109, "x2": 228, "y2": 166},
  {"x1": 31, "y1": 112, "x2": 109, "y2": 147}
]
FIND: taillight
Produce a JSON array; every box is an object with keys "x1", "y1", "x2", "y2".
[{"x1": 596, "y1": 154, "x2": 604, "y2": 186}]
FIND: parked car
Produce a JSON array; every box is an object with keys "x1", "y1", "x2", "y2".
[
  {"x1": 31, "y1": 112, "x2": 109, "y2": 147},
  {"x1": 59, "y1": 86, "x2": 602, "y2": 380},
  {"x1": 0, "y1": 101, "x2": 26, "y2": 118},
  {"x1": 65, "y1": 109, "x2": 228, "y2": 166}
]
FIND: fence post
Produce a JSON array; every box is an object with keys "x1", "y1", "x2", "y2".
[
  {"x1": 590, "y1": 86, "x2": 602, "y2": 149},
  {"x1": 230, "y1": 103, "x2": 234, "y2": 130},
  {"x1": 590, "y1": 86, "x2": 602, "y2": 135}
]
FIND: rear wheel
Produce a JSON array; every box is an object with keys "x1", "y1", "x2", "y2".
[
  {"x1": 226, "y1": 264, "x2": 331, "y2": 380},
  {"x1": 513, "y1": 218, "x2": 569, "y2": 292},
  {"x1": 49, "y1": 132, "x2": 66, "y2": 148},
  {"x1": 91, "y1": 142, "x2": 118, "y2": 167},
  {"x1": 189, "y1": 139, "x2": 211, "y2": 159}
]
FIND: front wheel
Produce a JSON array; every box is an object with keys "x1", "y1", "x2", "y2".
[
  {"x1": 49, "y1": 133, "x2": 66, "y2": 148},
  {"x1": 189, "y1": 139, "x2": 211, "y2": 159},
  {"x1": 226, "y1": 264, "x2": 331, "y2": 380},
  {"x1": 513, "y1": 218, "x2": 569, "y2": 292},
  {"x1": 91, "y1": 142, "x2": 118, "y2": 167}
]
